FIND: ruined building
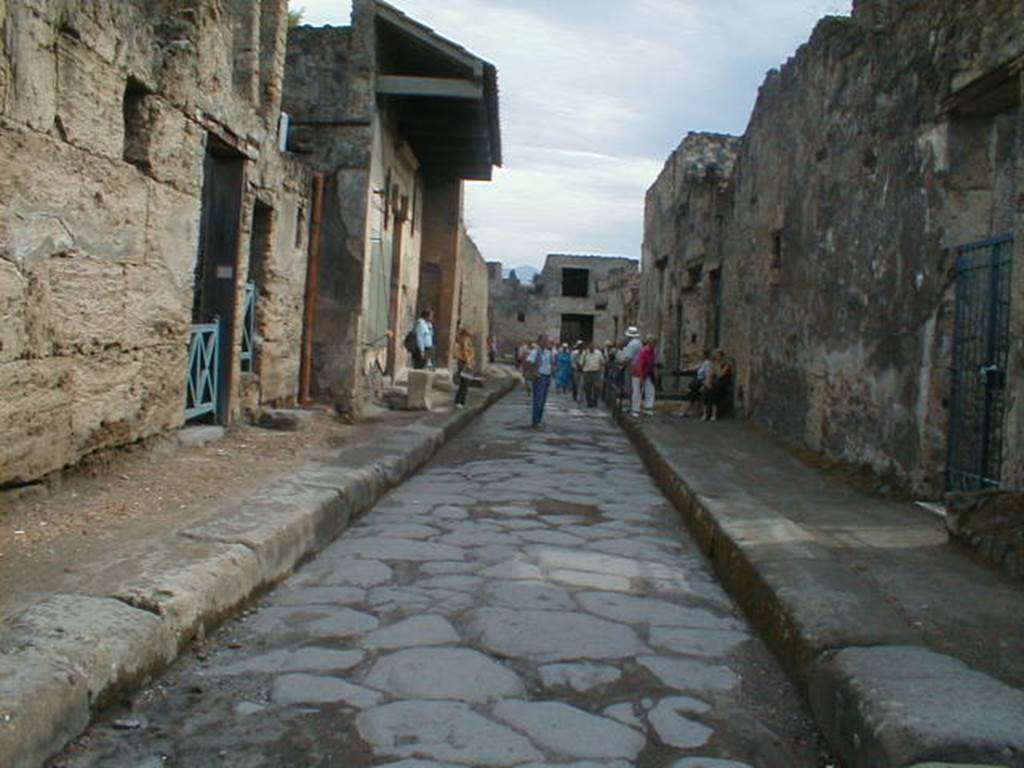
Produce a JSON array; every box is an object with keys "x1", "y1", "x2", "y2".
[
  {"x1": 0, "y1": 0, "x2": 500, "y2": 488},
  {"x1": 641, "y1": 0, "x2": 1023, "y2": 495},
  {"x1": 283, "y1": 0, "x2": 500, "y2": 408},
  {"x1": 641, "y1": 132, "x2": 740, "y2": 391},
  {"x1": 489, "y1": 254, "x2": 638, "y2": 348}
]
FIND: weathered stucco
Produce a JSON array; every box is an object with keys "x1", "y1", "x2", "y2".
[
  {"x1": 641, "y1": 0, "x2": 1023, "y2": 495},
  {"x1": 1, "y1": 0, "x2": 313, "y2": 486}
]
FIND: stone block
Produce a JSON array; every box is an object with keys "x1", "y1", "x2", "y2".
[
  {"x1": 34, "y1": 254, "x2": 131, "y2": 354},
  {"x1": 257, "y1": 408, "x2": 312, "y2": 431},
  {"x1": 140, "y1": 98, "x2": 206, "y2": 196},
  {"x1": 0, "y1": 650, "x2": 90, "y2": 768},
  {"x1": 124, "y1": 261, "x2": 191, "y2": 339},
  {"x1": 144, "y1": 178, "x2": 202, "y2": 291},
  {"x1": 0, "y1": 4, "x2": 9, "y2": 113},
  {"x1": 69, "y1": 344, "x2": 186, "y2": 456},
  {"x1": 0, "y1": 258, "x2": 28, "y2": 363},
  {"x1": 55, "y1": 34, "x2": 124, "y2": 161},
  {"x1": 0, "y1": 128, "x2": 148, "y2": 268},
  {"x1": 407, "y1": 370, "x2": 434, "y2": 410},
  {"x1": 0, "y1": 357, "x2": 75, "y2": 485},
  {"x1": 8, "y1": 595, "x2": 178, "y2": 705},
  {"x1": 7, "y1": 5, "x2": 56, "y2": 131},
  {"x1": 809, "y1": 646, "x2": 1024, "y2": 768}
]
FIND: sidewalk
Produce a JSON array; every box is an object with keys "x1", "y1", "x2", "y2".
[
  {"x1": 619, "y1": 413, "x2": 1024, "y2": 768},
  {"x1": 0, "y1": 370, "x2": 518, "y2": 768}
]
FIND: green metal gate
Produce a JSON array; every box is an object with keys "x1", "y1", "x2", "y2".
[{"x1": 947, "y1": 235, "x2": 1014, "y2": 492}]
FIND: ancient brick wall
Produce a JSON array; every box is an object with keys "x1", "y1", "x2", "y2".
[
  {"x1": 0, "y1": 0, "x2": 312, "y2": 486},
  {"x1": 643, "y1": 0, "x2": 1023, "y2": 494}
]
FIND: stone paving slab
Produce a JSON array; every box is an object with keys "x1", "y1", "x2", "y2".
[
  {"x1": 48, "y1": 388, "x2": 828, "y2": 768},
  {"x1": 620, "y1": 413, "x2": 1024, "y2": 768},
  {"x1": 0, "y1": 374, "x2": 518, "y2": 768}
]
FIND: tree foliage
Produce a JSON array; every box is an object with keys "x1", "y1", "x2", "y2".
[{"x1": 287, "y1": 7, "x2": 305, "y2": 27}]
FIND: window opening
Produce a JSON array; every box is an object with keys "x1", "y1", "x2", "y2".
[{"x1": 561, "y1": 268, "x2": 589, "y2": 298}]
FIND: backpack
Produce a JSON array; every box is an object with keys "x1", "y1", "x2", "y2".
[{"x1": 403, "y1": 327, "x2": 418, "y2": 353}]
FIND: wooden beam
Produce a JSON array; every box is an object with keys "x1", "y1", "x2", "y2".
[
  {"x1": 377, "y1": 75, "x2": 482, "y2": 99},
  {"x1": 375, "y1": 5, "x2": 483, "y2": 78}
]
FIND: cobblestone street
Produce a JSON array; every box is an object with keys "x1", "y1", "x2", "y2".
[{"x1": 54, "y1": 391, "x2": 826, "y2": 768}]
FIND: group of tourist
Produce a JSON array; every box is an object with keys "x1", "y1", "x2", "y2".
[{"x1": 516, "y1": 327, "x2": 733, "y2": 427}]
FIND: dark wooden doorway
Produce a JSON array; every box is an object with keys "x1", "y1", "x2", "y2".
[
  {"x1": 560, "y1": 313, "x2": 594, "y2": 344},
  {"x1": 192, "y1": 136, "x2": 246, "y2": 422}
]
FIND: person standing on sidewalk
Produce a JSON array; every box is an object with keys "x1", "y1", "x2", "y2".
[
  {"x1": 631, "y1": 335, "x2": 657, "y2": 417},
  {"x1": 702, "y1": 348, "x2": 732, "y2": 421},
  {"x1": 413, "y1": 309, "x2": 435, "y2": 370},
  {"x1": 580, "y1": 340, "x2": 606, "y2": 407},
  {"x1": 453, "y1": 327, "x2": 475, "y2": 409},
  {"x1": 525, "y1": 335, "x2": 554, "y2": 427}
]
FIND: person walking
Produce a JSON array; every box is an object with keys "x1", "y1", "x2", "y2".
[
  {"x1": 555, "y1": 344, "x2": 574, "y2": 394},
  {"x1": 631, "y1": 335, "x2": 657, "y2": 417},
  {"x1": 453, "y1": 327, "x2": 475, "y2": 409},
  {"x1": 580, "y1": 340, "x2": 606, "y2": 408},
  {"x1": 413, "y1": 309, "x2": 435, "y2": 370},
  {"x1": 570, "y1": 341, "x2": 585, "y2": 403},
  {"x1": 525, "y1": 335, "x2": 554, "y2": 427},
  {"x1": 522, "y1": 341, "x2": 537, "y2": 395}
]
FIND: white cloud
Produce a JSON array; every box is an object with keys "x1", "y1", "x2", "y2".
[{"x1": 289, "y1": 0, "x2": 852, "y2": 268}]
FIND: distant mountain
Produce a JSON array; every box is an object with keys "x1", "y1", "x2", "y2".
[{"x1": 503, "y1": 265, "x2": 540, "y2": 284}]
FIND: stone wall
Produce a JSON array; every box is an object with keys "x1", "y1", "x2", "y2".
[
  {"x1": 641, "y1": 0, "x2": 1023, "y2": 495},
  {"x1": 0, "y1": 0, "x2": 312, "y2": 487},
  {"x1": 640, "y1": 133, "x2": 739, "y2": 392},
  {"x1": 489, "y1": 254, "x2": 639, "y2": 350},
  {"x1": 457, "y1": 228, "x2": 489, "y2": 372}
]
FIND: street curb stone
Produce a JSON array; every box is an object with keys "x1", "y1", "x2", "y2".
[
  {"x1": 0, "y1": 375, "x2": 517, "y2": 768},
  {"x1": 616, "y1": 413, "x2": 1024, "y2": 768}
]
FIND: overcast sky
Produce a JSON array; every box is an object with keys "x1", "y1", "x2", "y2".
[{"x1": 290, "y1": 0, "x2": 851, "y2": 270}]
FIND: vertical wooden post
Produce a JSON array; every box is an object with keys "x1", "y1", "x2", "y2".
[{"x1": 299, "y1": 172, "x2": 326, "y2": 404}]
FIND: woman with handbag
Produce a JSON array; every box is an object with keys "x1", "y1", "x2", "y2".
[{"x1": 453, "y1": 328, "x2": 475, "y2": 409}]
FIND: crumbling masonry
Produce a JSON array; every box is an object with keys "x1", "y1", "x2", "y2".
[{"x1": 641, "y1": 0, "x2": 1023, "y2": 495}]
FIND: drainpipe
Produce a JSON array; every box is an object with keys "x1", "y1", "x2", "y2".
[{"x1": 299, "y1": 172, "x2": 326, "y2": 405}]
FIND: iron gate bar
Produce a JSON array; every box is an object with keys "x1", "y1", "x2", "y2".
[
  {"x1": 240, "y1": 282, "x2": 256, "y2": 373},
  {"x1": 186, "y1": 322, "x2": 220, "y2": 421},
  {"x1": 947, "y1": 234, "x2": 1013, "y2": 492}
]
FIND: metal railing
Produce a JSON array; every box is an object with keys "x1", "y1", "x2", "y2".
[
  {"x1": 186, "y1": 322, "x2": 220, "y2": 421},
  {"x1": 947, "y1": 235, "x2": 1014, "y2": 491},
  {"x1": 240, "y1": 282, "x2": 256, "y2": 373}
]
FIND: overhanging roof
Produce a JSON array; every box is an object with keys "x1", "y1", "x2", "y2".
[{"x1": 372, "y1": 1, "x2": 502, "y2": 181}]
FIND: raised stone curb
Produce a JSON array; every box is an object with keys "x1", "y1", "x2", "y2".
[
  {"x1": 616, "y1": 413, "x2": 1024, "y2": 768},
  {"x1": 0, "y1": 375, "x2": 518, "y2": 768}
]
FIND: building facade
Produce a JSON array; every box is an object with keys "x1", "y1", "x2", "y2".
[
  {"x1": 489, "y1": 254, "x2": 639, "y2": 349},
  {"x1": 641, "y1": 0, "x2": 1023, "y2": 495},
  {"x1": 283, "y1": 0, "x2": 500, "y2": 410}
]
